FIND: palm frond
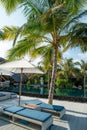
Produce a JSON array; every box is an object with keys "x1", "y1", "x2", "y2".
[
  {"x1": 0, "y1": 0, "x2": 22, "y2": 14},
  {"x1": 22, "y1": 0, "x2": 50, "y2": 18},
  {"x1": 0, "y1": 31, "x2": 4, "y2": 40},
  {"x1": 2, "y1": 26, "x2": 20, "y2": 40},
  {"x1": 60, "y1": 9, "x2": 87, "y2": 35},
  {"x1": 6, "y1": 35, "x2": 43, "y2": 60},
  {"x1": 65, "y1": 0, "x2": 87, "y2": 14},
  {"x1": 13, "y1": 23, "x2": 27, "y2": 46},
  {"x1": 29, "y1": 45, "x2": 51, "y2": 57},
  {"x1": 68, "y1": 22, "x2": 87, "y2": 52}
]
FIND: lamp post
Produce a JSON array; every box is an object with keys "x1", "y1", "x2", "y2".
[
  {"x1": 40, "y1": 77, "x2": 44, "y2": 94},
  {"x1": 84, "y1": 70, "x2": 87, "y2": 98}
]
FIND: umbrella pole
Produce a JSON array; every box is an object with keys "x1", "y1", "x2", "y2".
[{"x1": 19, "y1": 68, "x2": 23, "y2": 106}]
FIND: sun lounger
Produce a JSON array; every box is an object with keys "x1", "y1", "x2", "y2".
[
  {"x1": 15, "y1": 108, "x2": 53, "y2": 130},
  {"x1": 0, "y1": 92, "x2": 11, "y2": 99},
  {"x1": 9, "y1": 92, "x2": 17, "y2": 98},
  {"x1": 0, "y1": 92, "x2": 17, "y2": 100},
  {"x1": 25, "y1": 99, "x2": 65, "y2": 118},
  {"x1": 2, "y1": 105, "x2": 53, "y2": 130},
  {"x1": 0, "y1": 93, "x2": 8, "y2": 101},
  {"x1": 40, "y1": 103, "x2": 65, "y2": 118}
]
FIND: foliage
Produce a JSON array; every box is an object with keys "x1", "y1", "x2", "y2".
[
  {"x1": 55, "y1": 79, "x2": 68, "y2": 87},
  {"x1": 26, "y1": 80, "x2": 30, "y2": 90},
  {"x1": 44, "y1": 87, "x2": 49, "y2": 94},
  {"x1": 55, "y1": 78, "x2": 73, "y2": 89},
  {"x1": 55, "y1": 88, "x2": 84, "y2": 97}
]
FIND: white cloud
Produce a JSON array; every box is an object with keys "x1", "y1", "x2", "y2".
[
  {"x1": 0, "y1": 41, "x2": 13, "y2": 58},
  {"x1": 64, "y1": 51, "x2": 70, "y2": 55},
  {"x1": 73, "y1": 59, "x2": 79, "y2": 62}
]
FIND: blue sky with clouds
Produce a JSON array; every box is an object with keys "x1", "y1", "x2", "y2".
[
  {"x1": 63, "y1": 48, "x2": 87, "y2": 62},
  {"x1": 0, "y1": 5, "x2": 87, "y2": 64}
]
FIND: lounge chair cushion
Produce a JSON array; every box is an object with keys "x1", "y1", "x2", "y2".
[
  {"x1": 10, "y1": 92, "x2": 17, "y2": 95},
  {"x1": 53, "y1": 105, "x2": 64, "y2": 111},
  {"x1": 25, "y1": 99, "x2": 42, "y2": 105},
  {"x1": 16, "y1": 108, "x2": 52, "y2": 122},
  {"x1": 0, "y1": 93, "x2": 6, "y2": 97},
  {"x1": 40, "y1": 103, "x2": 64, "y2": 111},
  {"x1": 3, "y1": 106, "x2": 24, "y2": 113}
]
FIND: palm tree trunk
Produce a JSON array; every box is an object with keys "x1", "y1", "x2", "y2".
[
  {"x1": 48, "y1": 69, "x2": 51, "y2": 89},
  {"x1": 84, "y1": 75, "x2": 86, "y2": 97},
  {"x1": 48, "y1": 47, "x2": 57, "y2": 104},
  {"x1": 19, "y1": 68, "x2": 23, "y2": 106}
]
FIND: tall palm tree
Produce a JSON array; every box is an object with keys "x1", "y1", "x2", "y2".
[{"x1": 0, "y1": 0, "x2": 87, "y2": 104}]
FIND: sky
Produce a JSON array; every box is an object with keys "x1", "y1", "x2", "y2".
[
  {"x1": 0, "y1": 5, "x2": 87, "y2": 64},
  {"x1": 0, "y1": 5, "x2": 26, "y2": 58}
]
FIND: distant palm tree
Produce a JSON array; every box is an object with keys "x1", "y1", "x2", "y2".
[
  {"x1": 0, "y1": 0, "x2": 87, "y2": 104},
  {"x1": 62, "y1": 59, "x2": 77, "y2": 80},
  {"x1": 57, "y1": 58, "x2": 81, "y2": 83},
  {"x1": 76, "y1": 60, "x2": 87, "y2": 97}
]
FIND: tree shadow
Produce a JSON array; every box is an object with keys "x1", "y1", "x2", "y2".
[
  {"x1": 66, "y1": 109, "x2": 87, "y2": 115},
  {"x1": 0, "y1": 119, "x2": 10, "y2": 127},
  {"x1": 62, "y1": 112, "x2": 87, "y2": 130},
  {"x1": 50, "y1": 124, "x2": 67, "y2": 130}
]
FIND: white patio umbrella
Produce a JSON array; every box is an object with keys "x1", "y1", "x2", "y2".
[
  {"x1": 0, "y1": 69, "x2": 13, "y2": 86},
  {"x1": 0, "y1": 59, "x2": 43, "y2": 105},
  {"x1": 0, "y1": 69, "x2": 12, "y2": 76}
]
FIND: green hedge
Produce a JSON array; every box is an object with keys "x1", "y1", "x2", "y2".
[{"x1": 12, "y1": 86, "x2": 86, "y2": 97}]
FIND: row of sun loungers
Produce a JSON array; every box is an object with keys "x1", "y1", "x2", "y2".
[
  {"x1": 0, "y1": 105, "x2": 53, "y2": 130},
  {"x1": 0, "y1": 98, "x2": 65, "y2": 129},
  {"x1": 0, "y1": 92, "x2": 17, "y2": 101}
]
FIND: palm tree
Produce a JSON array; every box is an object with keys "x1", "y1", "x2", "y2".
[
  {"x1": 63, "y1": 21, "x2": 87, "y2": 96},
  {"x1": 76, "y1": 60, "x2": 87, "y2": 97},
  {"x1": 0, "y1": 0, "x2": 87, "y2": 104},
  {"x1": 56, "y1": 58, "x2": 81, "y2": 88}
]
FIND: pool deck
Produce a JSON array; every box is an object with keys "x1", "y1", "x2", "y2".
[{"x1": 0, "y1": 96, "x2": 87, "y2": 130}]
